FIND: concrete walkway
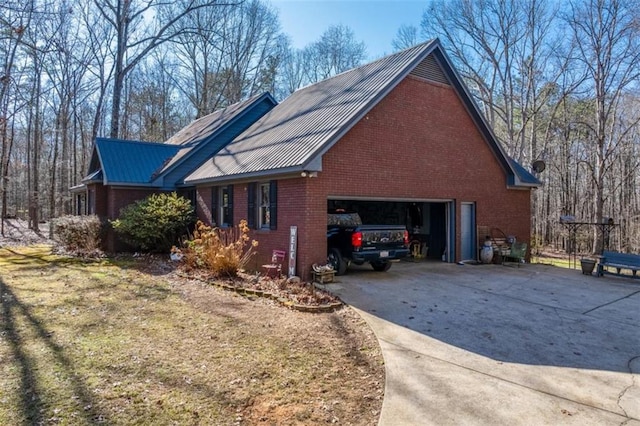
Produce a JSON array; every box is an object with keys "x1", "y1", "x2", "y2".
[{"x1": 325, "y1": 261, "x2": 640, "y2": 425}]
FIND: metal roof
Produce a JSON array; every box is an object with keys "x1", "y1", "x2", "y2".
[
  {"x1": 95, "y1": 138, "x2": 180, "y2": 184},
  {"x1": 186, "y1": 39, "x2": 539, "y2": 189},
  {"x1": 84, "y1": 39, "x2": 539, "y2": 190},
  {"x1": 508, "y1": 158, "x2": 542, "y2": 187},
  {"x1": 81, "y1": 169, "x2": 103, "y2": 183},
  {"x1": 185, "y1": 40, "x2": 441, "y2": 183},
  {"x1": 158, "y1": 93, "x2": 271, "y2": 175},
  {"x1": 85, "y1": 94, "x2": 275, "y2": 187}
]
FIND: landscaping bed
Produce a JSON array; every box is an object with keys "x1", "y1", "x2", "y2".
[{"x1": 180, "y1": 270, "x2": 343, "y2": 312}]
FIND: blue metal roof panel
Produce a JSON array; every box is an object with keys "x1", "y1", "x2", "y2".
[
  {"x1": 186, "y1": 41, "x2": 438, "y2": 182},
  {"x1": 95, "y1": 138, "x2": 180, "y2": 184}
]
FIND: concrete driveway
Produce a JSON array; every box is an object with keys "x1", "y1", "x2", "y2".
[{"x1": 324, "y1": 261, "x2": 640, "y2": 425}]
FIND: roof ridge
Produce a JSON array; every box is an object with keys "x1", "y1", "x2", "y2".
[
  {"x1": 96, "y1": 137, "x2": 167, "y2": 146},
  {"x1": 293, "y1": 40, "x2": 437, "y2": 94}
]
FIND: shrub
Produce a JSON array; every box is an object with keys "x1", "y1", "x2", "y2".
[
  {"x1": 178, "y1": 219, "x2": 258, "y2": 278},
  {"x1": 110, "y1": 192, "x2": 195, "y2": 252},
  {"x1": 52, "y1": 215, "x2": 102, "y2": 255}
]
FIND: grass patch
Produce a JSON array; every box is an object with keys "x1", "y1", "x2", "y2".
[
  {"x1": 0, "y1": 246, "x2": 383, "y2": 425},
  {"x1": 531, "y1": 255, "x2": 573, "y2": 268}
]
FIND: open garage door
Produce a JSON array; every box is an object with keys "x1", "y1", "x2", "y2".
[{"x1": 328, "y1": 198, "x2": 453, "y2": 261}]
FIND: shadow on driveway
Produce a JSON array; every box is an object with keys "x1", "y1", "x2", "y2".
[{"x1": 325, "y1": 261, "x2": 640, "y2": 425}]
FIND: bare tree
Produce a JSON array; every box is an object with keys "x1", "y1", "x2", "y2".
[
  {"x1": 172, "y1": 0, "x2": 282, "y2": 116},
  {"x1": 392, "y1": 24, "x2": 419, "y2": 51},
  {"x1": 77, "y1": 0, "x2": 116, "y2": 142},
  {"x1": 42, "y1": 0, "x2": 94, "y2": 217},
  {"x1": 304, "y1": 24, "x2": 366, "y2": 82},
  {"x1": 91, "y1": 0, "x2": 229, "y2": 138},
  {"x1": 122, "y1": 52, "x2": 184, "y2": 141},
  {"x1": 278, "y1": 37, "x2": 306, "y2": 96},
  {"x1": 0, "y1": 0, "x2": 33, "y2": 233},
  {"x1": 566, "y1": 0, "x2": 640, "y2": 250},
  {"x1": 280, "y1": 24, "x2": 367, "y2": 94},
  {"x1": 421, "y1": 0, "x2": 567, "y2": 160}
]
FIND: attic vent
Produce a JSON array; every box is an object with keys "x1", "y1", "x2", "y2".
[{"x1": 410, "y1": 54, "x2": 450, "y2": 85}]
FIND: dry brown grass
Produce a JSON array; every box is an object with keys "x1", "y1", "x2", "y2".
[{"x1": 0, "y1": 245, "x2": 384, "y2": 425}]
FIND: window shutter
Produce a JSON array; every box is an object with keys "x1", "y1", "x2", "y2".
[
  {"x1": 247, "y1": 182, "x2": 256, "y2": 229},
  {"x1": 227, "y1": 184, "x2": 234, "y2": 226},
  {"x1": 211, "y1": 186, "x2": 218, "y2": 226},
  {"x1": 269, "y1": 180, "x2": 277, "y2": 230}
]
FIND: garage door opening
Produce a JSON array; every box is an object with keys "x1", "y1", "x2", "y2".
[{"x1": 327, "y1": 199, "x2": 451, "y2": 261}]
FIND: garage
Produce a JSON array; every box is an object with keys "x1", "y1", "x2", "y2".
[{"x1": 328, "y1": 198, "x2": 455, "y2": 262}]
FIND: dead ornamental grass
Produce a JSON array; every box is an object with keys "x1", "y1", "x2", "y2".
[{"x1": 0, "y1": 245, "x2": 384, "y2": 425}]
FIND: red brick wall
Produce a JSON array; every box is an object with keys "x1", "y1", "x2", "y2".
[
  {"x1": 196, "y1": 187, "x2": 213, "y2": 226},
  {"x1": 92, "y1": 187, "x2": 158, "y2": 252},
  {"x1": 91, "y1": 184, "x2": 108, "y2": 217},
  {"x1": 195, "y1": 180, "x2": 323, "y2": 277},
  {"x1": 310, "y1": 76, "x2": 532, "y2": 262},
  {"x1": 106, "y1": 188, "x2": 158, "y2": 219},
  {"x1": 195, "y1": 75, "x2": 532, "y2": 279}
]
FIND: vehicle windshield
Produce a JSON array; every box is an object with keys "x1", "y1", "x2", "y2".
[{"x1": 327, "y1": 212, "x2": 362, "y2": 226}]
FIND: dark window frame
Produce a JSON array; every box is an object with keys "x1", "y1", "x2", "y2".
[
  {"x1": 248, "y1": 180, "x2": 277, "y2": 230},
  {"x1": 211, "y1": 185, "x2": 234, "y2": 227}
]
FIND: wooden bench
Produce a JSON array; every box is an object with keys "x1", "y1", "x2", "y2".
[{"x1": 597, "y1": 251, "x2": 640, "y2": 278}]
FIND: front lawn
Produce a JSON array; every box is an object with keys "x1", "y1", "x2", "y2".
[{"x1": 0, "y1": 245, "x2": 383, "y2": 425}]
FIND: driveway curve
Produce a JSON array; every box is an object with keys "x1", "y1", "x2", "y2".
[{"x1": 326, "y1": 261, "x2": 640, "y2": 425}]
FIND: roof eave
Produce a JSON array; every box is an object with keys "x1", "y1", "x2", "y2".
[
  {"x1": 94, "y1": 141, "x2": 109, "y2": 183},
  {"x1": 69, "y1": 184, "x2": 86, "y2": 193},
  {"x1": 507, "y1": 174, "x2": 542, "y2": 189},
  {"x1": 105, "y1": 182, "x2": 161, "y2": 188},
  {"x1": 185, "y1": 164, "x2": 313, "y2": 186}
]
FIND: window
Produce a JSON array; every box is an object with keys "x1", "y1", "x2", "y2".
[
  {"x1": 211, "y1": 185, "x2": 233, "y2": 227},
  {"x1": 219, "y1": 185, "x2": 233, "y2": 227},
  {"x1": 247, "y1": 181, "x2": 277, "y2": 230},
  {"x1": 259, "y1": 182, "x2": 270, "y2": 228}
]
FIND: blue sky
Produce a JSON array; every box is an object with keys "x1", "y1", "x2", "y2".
[{"x1": 270, "y1": 1, "x2": 427, "y2": 60}]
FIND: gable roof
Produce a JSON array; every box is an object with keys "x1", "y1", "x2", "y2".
[
  {"x1": 90, "y1": 138, "x2": 181, "y2": 185},
  {"x1": 82, "y1": 93, "x2": 276, "y2": 188},
  {"x1": 185, "y1": 39, "x2": 540, "y2": 188},
  {"x1": 155, "y1": 93, "x2": 275, "y2": 178}
]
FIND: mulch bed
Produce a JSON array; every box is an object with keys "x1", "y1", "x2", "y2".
[{"x1": 177, "y1": 269, "x2": 343, "y2": 312}]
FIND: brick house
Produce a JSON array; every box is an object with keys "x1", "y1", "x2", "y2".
[
  {"x1": 72, "y1": 93, "x2": 277, "y2": 251},
  {"x1": 76, "y1": 39, "x2": 539, "y2": 277}
]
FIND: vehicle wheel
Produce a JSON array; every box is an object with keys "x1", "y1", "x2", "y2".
[
  {"x1": 328, "y1": 248, "x2": 348, "y2": 275},
  {"x1": 371, "y1": 261, "x2": 392, "y2": 272}
]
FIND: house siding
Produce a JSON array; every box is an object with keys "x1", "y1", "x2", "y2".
[
  {"x1": 314, "y1": 76, "x2": 530, "y2": 264},
  {"x1": 196, "y1": 186, "x2": 214, "y2": 226}
]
